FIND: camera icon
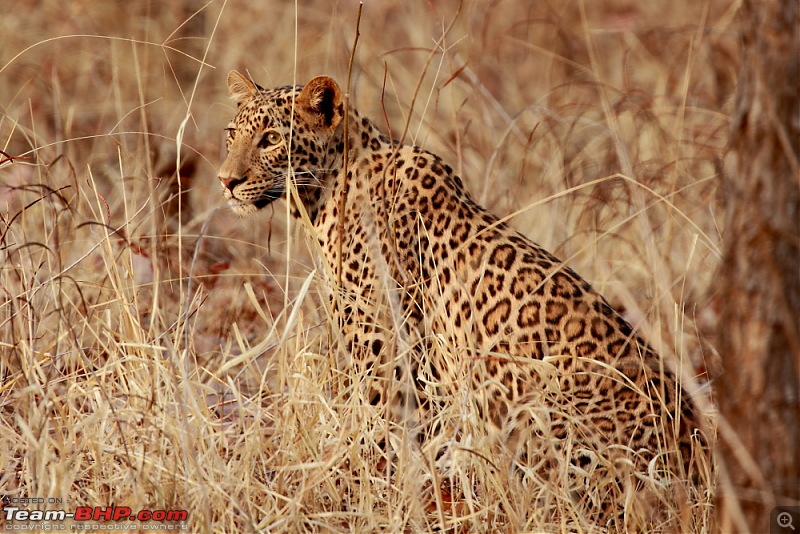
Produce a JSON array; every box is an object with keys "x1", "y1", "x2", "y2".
[{"x1": 773, "y1": 507, "x2": 800, "y2": 533}]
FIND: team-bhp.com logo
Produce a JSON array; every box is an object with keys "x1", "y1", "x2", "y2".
[{"x1": 2, "y1": 501, "x2": 188, "y2": 531}]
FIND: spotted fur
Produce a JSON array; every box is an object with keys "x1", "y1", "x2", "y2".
[{"x1": 218, "y1": 71, "x2": 709, "y2": 525}]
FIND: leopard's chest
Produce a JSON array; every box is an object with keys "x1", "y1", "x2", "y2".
[{"x1": 312, "y1": 171, "x2": 393, "y2": 293}]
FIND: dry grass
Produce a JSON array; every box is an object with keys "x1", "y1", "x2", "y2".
[{"x1": 0, "y1": 0, "x2": 737, "y2": 531}]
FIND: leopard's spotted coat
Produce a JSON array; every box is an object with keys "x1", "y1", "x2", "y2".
[{"x1": 218, "y1": 71, "x2": 710, "y2": 527}]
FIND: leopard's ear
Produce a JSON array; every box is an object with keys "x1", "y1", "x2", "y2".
[
  {"x1": 296, "y1": 76, "x2": 343, "y2": 130},
  {"x1": 227, "y1": 70, "x2": 258, "y2": 105}
]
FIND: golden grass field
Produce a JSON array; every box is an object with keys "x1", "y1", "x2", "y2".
[{"x1": 1, "y1": 1, "x2": 738, "y2": 531}]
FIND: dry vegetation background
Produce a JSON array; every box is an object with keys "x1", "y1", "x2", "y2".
[{"x1": 0, "y1": 0, "x2": 744, "y2": 531}]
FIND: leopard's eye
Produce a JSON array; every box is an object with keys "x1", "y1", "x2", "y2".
[{"x1": 259, "y1": 130, "x2": 282, "y2": 148}]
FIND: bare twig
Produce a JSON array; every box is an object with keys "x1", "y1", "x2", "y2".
[{"x1": 336, "y1": 1, "x2": 364, "y2": 288}]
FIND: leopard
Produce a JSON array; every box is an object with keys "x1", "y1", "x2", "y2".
[{"x1": 217, "y1": 71, "x2": 711, "y2": 528}]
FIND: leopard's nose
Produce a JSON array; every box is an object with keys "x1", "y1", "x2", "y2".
[{"x1": 219, "y1": 175, "x2": 246, "y2": 191}]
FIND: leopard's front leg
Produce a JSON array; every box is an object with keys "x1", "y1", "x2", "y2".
[{"x1": 333, "y1": 295, "x2": 424, "y2": 431}]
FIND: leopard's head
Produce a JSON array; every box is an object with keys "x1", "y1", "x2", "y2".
[{"x1": 218, "y1": 71, "x2": 344, "y2": 215}]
